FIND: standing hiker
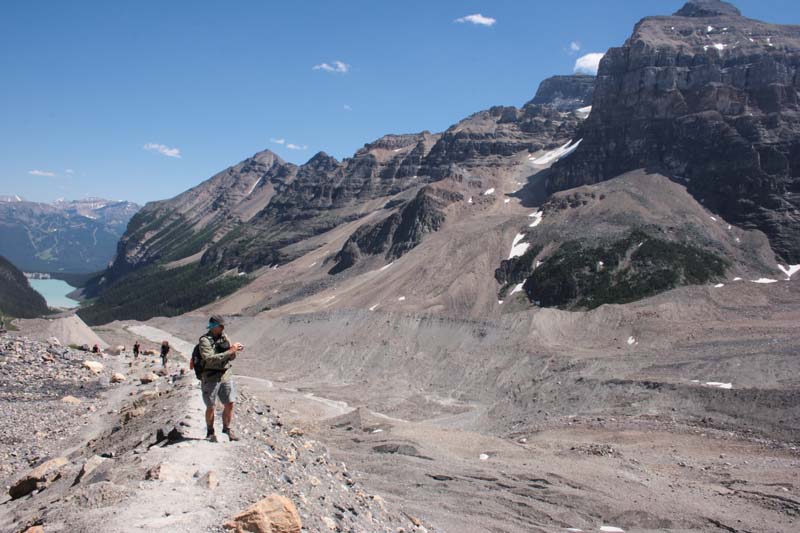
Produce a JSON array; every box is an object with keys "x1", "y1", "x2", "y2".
[
  {"x1": 160, "y1": 341, "x2": 170, "y2": 368},
  {"x1": 196, "y1": 315, "x2": 243, "y2": 442},
  {"x1": 133, "y1": 341, "x2": 141, "y2": 359}
]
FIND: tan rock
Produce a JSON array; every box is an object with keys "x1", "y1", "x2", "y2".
[
  {"x1": 9, "y1": 457, "x2": 69, "y2": 499},
  {"x1": 223, "y1": 494, "x2": 302, "y2": 533},
  {"x1": 140, "y1": 373, "x2": 159, "y2": 384},
  {"x1": 107, "y1": 345, "x2": 125, "y2": 355},
  {"x1": 23, "y1": 526, "x2": 45, "y2": 533},
  {"x1": 145, "y1": 462, "x2": 183, "y2": 482},
  {"x1": 122, "y1": 406, "x2": 146, "y2": 422},
  {"x1": 82, "y1": 360, "x2": 104, "y2": 374},
  {"x1": 73, "y1": 455, "x2": 105, "y2": 485},
  {"x1": 111, "y1": 373, "x2": 126, "y2": 383},
  {"x1": 61, "y1": 395, "x2": 82, "y2": 405},
  {"x1": 321, "y1": 516, "x2": 337, "y2": 530},
  {"x1": 287, "y1": 427, "x2": 304, "y2": 437}
]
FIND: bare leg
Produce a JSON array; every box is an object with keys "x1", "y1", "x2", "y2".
[
  {"x1": 205, "y1": 406, "x2": 215, "y2": 430},
  {"x1": 222, "y1": 402, "x2": 234, "y2": 429}
]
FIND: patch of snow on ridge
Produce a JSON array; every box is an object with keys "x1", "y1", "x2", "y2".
[
  {"x1": 483, "y1": 188, "x2": 495, "y2": 196},
  {"x1": 575, "y1": 106, "x2": 592, "y2": 119},
  {"x1": 627, "y1": 336, "x2": 636, "y2": 345},
  {"x1": 509, "y1": 233, "x2": 530, "y2": 259},
  {"x1": 529, "y1": 210, "x2": 543, "y2": 228},
  {"x1": 778, "y1": 264, "x2": 800, "y2": 280},
  {"x1": 706, "y1": 382, "x2": 733, "y2": 389},
  {"x1": 751, "y1": 278, "x2": 778, "y2": 284},
  {"x1": 600, "y1": 527, "x2": 626, "y2": 533},
  {"x1": 379, "y1": 262, "x2": 394, "y2": 272},
  {"x1": 468, "y1": 196, "x2": 473, "y2": 204},
  {"x1": 397, "y1": 296, "x2": 406, "y2": 301},
  {"x1": 369, "y1": 304, "x2": 379, "y2": 311},
  {"x1": 245, "y1": 177, "x2": 263, "y2": 197},
  {"x1": 529, "y1": 139, "x2": 583, "y2": 166},
  {"x1": 509, "y1": 283, "x2": 525, "y2": 296},
  {"x1": 714, "y1": 283, "x2": 724, "y2": 288}
]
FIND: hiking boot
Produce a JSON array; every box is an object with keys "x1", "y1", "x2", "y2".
[
  {"x1": 222, "y1": 427, "x2": 240, "y2": 441},
  {"x1": 206, "y1": 428, "x2": 217, "y2": 442}
]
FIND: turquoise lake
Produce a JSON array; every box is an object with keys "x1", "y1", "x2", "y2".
[{"x1": 29, "y1": 279, "x2": 79, "y2": 309}]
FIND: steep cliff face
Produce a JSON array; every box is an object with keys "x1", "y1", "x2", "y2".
[
  {"x1": 547, "y1": 0, "x2": 800, "y2": 262},
  {"x1": 527, "y1": 74, "x2": 595, "y2": 111}
]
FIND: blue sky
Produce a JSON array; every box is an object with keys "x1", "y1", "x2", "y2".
[{"x1": 1, "y1": 0, "x2": 796, "y2": 205}]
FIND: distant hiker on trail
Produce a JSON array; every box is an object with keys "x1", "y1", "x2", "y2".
[
  {"x1": 194, "y1": 315, "x2": 243, "y2": 442},
  {"x1": 92, "y1": 344, "x2": 100, "y2": 354},
  {"x1": 133, "y1": 341, "x2": 140, "y2": 359},
  {"x1": 160, "y1": 341, "x2": 170, "y2": 368}
]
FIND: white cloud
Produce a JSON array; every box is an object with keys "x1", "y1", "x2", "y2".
[
  {"x1": 143, "y1": 142, "x2": 181, "y2": 158},
  {"x1": 312, "y1": 60, "x2": 350, "y2": 73},
  {"x1": 270, "y1": 138, "x2": 286, "y2": 145},
  {"x1": 343, "y1": 104, "x2": 352, "y2": 111},
  {"x1": 570, "y1": 41, "x2": 581, "y2": 53},
  {"x1": 65, "y1": 168, "x2": 74, "y2": 174},
  {"x1": 454, "y1": 13, "x2": 496, "y2": 27},
  {"x1": 286, "y1": 143, "x2": 308, "y2": 151},
  {"x1": 574, "y1": 52, "x2": 605, "y2": 75},
  {"x1": 28, "y1": 169, "x2": 56, "y2": 177}
]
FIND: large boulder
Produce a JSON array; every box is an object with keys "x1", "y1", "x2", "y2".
[
  {"x1": 106, "y1": 345, "x2": 126, "y2": 355},
  {"x1": 9, "y1": 457, "x2": 68, "y2": 499},
  {"x1": 223, "y1": 494, "x2": 302, "y2": 533},
  {"x1": 82, "y1": 360, "x2": 104, "y2": 374}
]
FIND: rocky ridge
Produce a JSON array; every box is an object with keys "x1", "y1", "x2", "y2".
[{"x1": 0, "y1": 335, "x2": 417, "y2": 533}]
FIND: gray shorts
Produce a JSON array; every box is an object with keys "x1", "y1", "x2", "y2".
[{"x1": 201, "y1": 379, "x2": 237, "y2": 407}]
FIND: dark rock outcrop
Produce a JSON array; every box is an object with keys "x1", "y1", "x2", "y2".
[
  {"x1": 527, "y1": 74, "x2": 595, "y2": 112},
  {"x1": 329, "y1": 186, "x2": 463, "y2": 274},
  {"x1": 547, "y1": 0, "x2": 800, "y2": 262}
]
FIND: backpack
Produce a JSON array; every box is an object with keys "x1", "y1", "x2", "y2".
[{"x1": 191, "y1": 342, "x2": 204, "y2": 380}]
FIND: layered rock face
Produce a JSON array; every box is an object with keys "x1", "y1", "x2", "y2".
[
  {"x1": 527, "y1": 74, "x2": 595, "y2": 111},
  {"x1": 548, "y1": 0, "x2": 800, "y2": 262}
]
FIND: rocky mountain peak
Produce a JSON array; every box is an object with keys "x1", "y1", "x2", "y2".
[
  {"x1": 527, "y1": 75, "x2": 595, "y2": 112},
  {"x1": 249, "y1": 149, "x2": 286, "y2": 168},
  {"x1": 673, "y1": 0, "x2": 742, "y2": 18},
  {"x1": 306, "y1": 151, "x2": 340, "y2": 170}
]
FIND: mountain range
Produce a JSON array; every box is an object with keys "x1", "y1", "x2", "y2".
[
  {"x1": 0, "y1": 197, "x2": 140, "y2": 273},
  {"x1": 80, "y1": 0, "x2": 797, "y2": 325}
]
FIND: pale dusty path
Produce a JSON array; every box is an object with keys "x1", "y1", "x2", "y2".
[
  {"x1": 126, "y1": 324, "x2": 195, "y2": 357},
  {"x1": 98, "y1": 325, "x2": 241, "y2": 532}
]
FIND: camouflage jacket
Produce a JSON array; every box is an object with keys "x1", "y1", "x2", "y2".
[{"x1": 198, "y1": 332, "x2": 234, "y2": 383}]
